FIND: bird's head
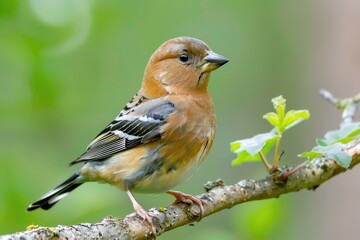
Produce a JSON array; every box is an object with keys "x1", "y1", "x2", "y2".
[{"x1": 141, "y1": 37, "x2": 228, "y2": 97}]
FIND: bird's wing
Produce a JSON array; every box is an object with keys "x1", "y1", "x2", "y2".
[{"x1": 69, "y1": 98, "x2": 175, "y2": 165}]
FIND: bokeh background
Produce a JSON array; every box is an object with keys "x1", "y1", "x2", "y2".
[{"x1": 1, "y1": 0, "x2": 360, "y2": 239}]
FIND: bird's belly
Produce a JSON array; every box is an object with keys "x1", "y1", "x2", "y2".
[
  {"x1": 81, "y1": 144, "x2": 206, "y2": 193},
  {"x1": 131, "y1": 155, "x2": 203, "y2": 193}
]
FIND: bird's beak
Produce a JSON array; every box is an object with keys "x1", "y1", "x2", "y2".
[{"x1": 201, "y1": 51, "x2": 229, "y2": 73}]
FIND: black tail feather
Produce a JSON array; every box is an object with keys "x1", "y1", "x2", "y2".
[{"x1": 27, "y1": 172, "x2": 83, "y2": 211}]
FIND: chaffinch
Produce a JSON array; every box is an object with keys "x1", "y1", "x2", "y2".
[{"x1": 27, "y1": 36, "x2": 228, "y2": 233}]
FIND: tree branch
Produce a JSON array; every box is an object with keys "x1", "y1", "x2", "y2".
[{"x1": 1, "y1": 141, "x2": 359, "y2": 240}]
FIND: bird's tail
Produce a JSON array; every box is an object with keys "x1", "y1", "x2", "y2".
[{"x1": 27, "y1": 172, "x2": 84, "y2": 211}]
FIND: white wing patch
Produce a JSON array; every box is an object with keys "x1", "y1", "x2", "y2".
[
  {"x1": 113, "y1": 130, "x2": 141, "y2": 140},
  {"x1": 139, "y1": 115, "x2": 162, "y2": 123}
]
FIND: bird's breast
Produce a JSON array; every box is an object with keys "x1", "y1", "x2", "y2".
[{"x1": 131, "y1": 96, "x2": 216, "y2": 192}]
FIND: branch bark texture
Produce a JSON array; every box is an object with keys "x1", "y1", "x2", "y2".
[{"x1": 2, "y1": 141, "x2": 360, "y2": 240}]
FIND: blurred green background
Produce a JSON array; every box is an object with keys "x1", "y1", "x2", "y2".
[{"x1": 1, "y1": 0, "x2": 360, "y2": 239}]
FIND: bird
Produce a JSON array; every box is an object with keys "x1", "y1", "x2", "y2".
[{"x1": 27, "y1": 36, "x2": 228, "y2": 234}]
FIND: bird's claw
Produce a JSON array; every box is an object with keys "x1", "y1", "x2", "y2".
[
  {"x1": 133, "y1": 204, "x2": 157, "y2": 237},
  {"x1": 127, "y1": 189, "x2": 157, "y2": 237},
  {"x1": 166, "y1": 190, "x2": 205, "y2": 219}
]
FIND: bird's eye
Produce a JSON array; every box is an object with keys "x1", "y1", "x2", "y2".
[{"x1": 179, "y1": 54, "x2": 190, "y2": 63}]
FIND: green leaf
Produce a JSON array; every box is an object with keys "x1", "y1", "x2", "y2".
[
  {"x1": 230, "y1": 141, "x2": 241, "y2": 152},
  {"x1": 263, "y1": 96, "x2": 310, "y2": 134},
  {"x1": 263, "y1": 112, "x2": 279, "y2": 128},
  {"x1": 283, "y1": 110, "x2": 310, "y2": 131},
  {"x1": 315, "y1": 138, "x2": 329, "y2": 146},
  {"x1": 231, "y1": 130, "x2": 279, "y2": 165},
  {"x1": 300, "y1": 143, "x2": 352, "y2": 168},
  {"x1": 316, "y1": 122, "x2": 360, "y2": 146},
  {"x1": 298, "y1": 151, "x2": 323, "y2": 160}
]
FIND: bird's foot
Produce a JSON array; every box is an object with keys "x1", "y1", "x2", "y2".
[
  {"x1": 166, "y1": 190, "x2": 205, "y2": 219},
  {"x1": 133, "y1": 203, "x2": 157, "y2": 236},
  {"x1": 127, "y1": 190, "x2": 157, "y2": 237}
]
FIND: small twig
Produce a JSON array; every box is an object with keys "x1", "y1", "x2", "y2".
[
  {"x1": 319, "y1": 89, "x2": 337, "y2": 105},
  {"x1": 277, "y1": 160, "x2": 308, "y2": 181},
  {"x1": 278, "y1": 150, "x2": 285, "y2": 162},
  {"x1": 320, "y1": 89, "x2": 360, "y2": 125},
  {"x1": 271, "y1": 137, "x2": 282, "y2": 173},
  {"x1": 259, "y1": 151, "x2": 272, "y2": 171}
]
